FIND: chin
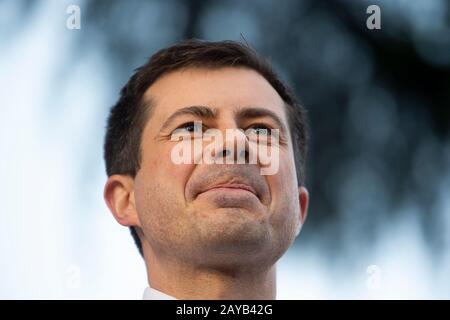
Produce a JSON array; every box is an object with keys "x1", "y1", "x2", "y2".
[
  {"x1": 194, "y1": 216, "x2": 271, "y2": 251},
  {"x1": 192, "y1": 233, "x2": 286, "y2": 272},
  {"x1": 193, "y1": 204, "x2": 268, "y2": 220}
]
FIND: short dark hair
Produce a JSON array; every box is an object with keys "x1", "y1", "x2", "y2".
[{"x1": 103, "y1": 39, "x2": 309, "y2": 257}]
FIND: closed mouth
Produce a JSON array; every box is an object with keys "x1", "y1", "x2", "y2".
[{"x1": 198, "y1": 183, "x2": 257, "y2": 197}]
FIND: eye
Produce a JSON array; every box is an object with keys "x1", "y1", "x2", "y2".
[
  {"x1": 173, "y1": 121, "x2": 203, "y2": 135},
  {"x1": 246, "y1": 124, "x2": 272, "y2": 136}
]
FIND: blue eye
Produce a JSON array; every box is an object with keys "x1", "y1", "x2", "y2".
[
  {"x1": 174, "y1": 122, "x2": 203, "y2": 134},
  {"x1": 181, "y1": 122, "x2": 196, "y2": 132},
  {"x1": 247, "y1": 124, "x2": 271, "y2": 136}
]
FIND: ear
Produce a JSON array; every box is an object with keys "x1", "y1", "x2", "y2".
[
  {"x1": 103, "y1": 174, "x2": 141, "y2": 228},
  {"x1": 295, "y1": 186, "x2": 309, "y2": 236},
  {"x1": 299, "y1": 186, "x2": 309, "y2": 224}
]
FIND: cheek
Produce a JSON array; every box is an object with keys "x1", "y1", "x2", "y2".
[
  {"x1": 139, "y1": 146, "x2": 195, "y2": 202},
  {"x1": 266, "y1": 151, "x2": 299, "y2": 225},
  {"x1": 144, "y1": 144, "x2": 187, "y2": 173},
  {"x1": 134, "y1": 148, "x2": 196, "y2": 241},
  {"x1": 267, "y1": 151, "x2": 297, "y2": 197}
]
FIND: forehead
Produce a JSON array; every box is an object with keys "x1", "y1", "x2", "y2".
[{"x1": 142, "y1": 67, "x2": 287, "y2": 122}]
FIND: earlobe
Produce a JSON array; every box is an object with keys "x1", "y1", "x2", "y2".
[
  {"x1": 294, "y1": 186, "x2": 309, "y2": 237},
  {"x1": 104, "y1": 175, "x2": 141, "y2": 227},
  {"x1": 299, "y1": 186, "x2": 309, "y2": 225}
]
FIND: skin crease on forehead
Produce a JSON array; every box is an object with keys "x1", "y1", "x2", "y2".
[{"x1": 133, "y1": 67, "x2": 304, "y2": 271}]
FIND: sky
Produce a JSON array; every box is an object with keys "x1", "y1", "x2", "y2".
[{"x1": 0, "y1": 0, "x2": 449, "y2": 299}]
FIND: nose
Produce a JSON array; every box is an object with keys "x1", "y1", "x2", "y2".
[{"x1": 214, "y1": 128, "x2": 250, "y2": 164}]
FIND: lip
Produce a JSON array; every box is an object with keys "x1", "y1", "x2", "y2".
[{"x1": 199, "y1": 183, "x2": 257, "y2": 197}]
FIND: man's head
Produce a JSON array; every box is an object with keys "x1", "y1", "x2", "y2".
[{"x1": 103, "y1": 40, "x2": 309, "y2": 270}]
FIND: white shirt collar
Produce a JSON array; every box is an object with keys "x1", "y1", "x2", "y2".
[{"x1": 143, "y1": 286, "x2": 177, "y2": 300}]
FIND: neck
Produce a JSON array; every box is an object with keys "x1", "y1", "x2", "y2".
[{"x1": 143, "y1": 246, "x2": 276, "y2": 300}]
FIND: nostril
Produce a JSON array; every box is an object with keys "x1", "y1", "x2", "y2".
[
  {"x1": 240, "y1": 149, "x2": 249, "y2": 162},
  {"x1": 222, "y1": 149, "x2": 231, "y2": 158},
  {"x1": 217, "y1": 148, "x2": 249, "y2": 163}
]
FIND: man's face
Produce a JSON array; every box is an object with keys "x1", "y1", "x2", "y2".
[{"x1": 133, "y1": 67, "x2": 307, "y2": 269}]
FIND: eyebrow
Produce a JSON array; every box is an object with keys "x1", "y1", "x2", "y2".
[
  {"x1": 159, "y1": 105, "x2": 218, "y2": 133},
  {"x1": 236, "y1": 107, "x2": 288, "y2": 135},
  {"x1": 158, "y1": 105, "x2": 288, "y2": 135}
]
